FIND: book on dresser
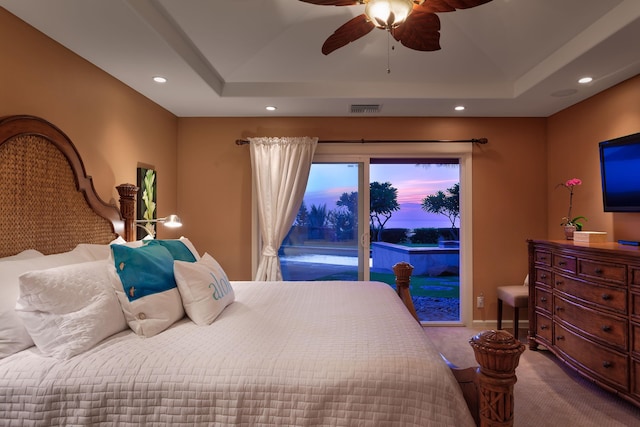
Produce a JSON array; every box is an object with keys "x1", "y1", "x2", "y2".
[{"x1": 528, "y1": 239, "x2": 640, "y2": 408}]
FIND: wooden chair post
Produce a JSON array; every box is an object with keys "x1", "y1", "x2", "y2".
[
  {"x1": 116, "y1": 183, "x2": 138, "y2": 242},
  {"x1": 392, "y1": 261, "x2": 419, "y2": 322},
  {"x1": 469, "y1": 330, "x2": 525, "y2": 427}
]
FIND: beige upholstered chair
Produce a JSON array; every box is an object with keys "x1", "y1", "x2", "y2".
[{"x1": 497, "y1": 275, "x2": 529, "y2": 340}]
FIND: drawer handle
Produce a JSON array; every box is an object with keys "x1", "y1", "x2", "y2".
[
  {"x1": 540, "y1": 325, "x2": 549, "y2": 330},
  {"x1": 601, "y1": 325, "x2": 612, "y2": 332},
  {"x1": 555, "y1": 280, "x2": 563, "y2": 286},
  {"x1": 556, "y1": 335, "x2": 564, "y2": 341},
  {"x1": 540, "y1": 273, "x2": 547, "y2": 279},
  {"x1": 540, "y1": 297, "x2": 547, "y2": 303},
  {"x1": 558, "y1": 261, "x2": 567, "y2": 266},
  {"x1": 601, "y1": 294, "x2": 612, "y2": 301},
  {"x1": 595, "y1": 268, "x2": 604, "y2": 275},
  {"x1": 555, "y1": 306, "x2": 563, "y2": 312},
  {"x1": 602, "y1": 361, "x2": 612, "y2": 369}
]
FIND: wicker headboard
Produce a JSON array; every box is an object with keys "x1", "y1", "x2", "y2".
[{"x1": 0, "y1": 115, "x2": 124, "y2": 257}]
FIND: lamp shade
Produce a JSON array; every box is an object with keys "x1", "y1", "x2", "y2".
[
  {"x1": 365, "y1": 0, "x2": 414, "y2": 29},
  {"x1": 162, "y1": 215, "x2": 182, "y2": 228}
]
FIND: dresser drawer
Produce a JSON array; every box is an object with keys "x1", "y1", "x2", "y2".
[
  {"x1": 578, "y1": 259, "x2": 626, "y2": 285},
  {"x1": 535, "y1": 286, "x2": 552, "y2": 313},
  {"x1": 633, "y1": 323, "x2": 640, "y2": 357},
  {"x1": 555, "y1": 323, "x2": 629, "y2": 390},
  {"x1": 535, "y1": 250, "x2": 552, "y2": 266},
  {"x1": 553, "y1": 254, "x2": 577, "y2": 274},
  {"x1": 632, "y1": 267, "x2": 640, "y2": 287},
  {"x1": 631, "y1": 292, "x2": 640, "y2": 321},
  {"x1": 535, "y1": 312, "x2": 552, "y2": 343},
  {"x1": 554, "y1": 274, "x2": 627, "y2": 314},
  {"x1": 535, "y1": 268, "x2": 552, "y2": 287},
  {"x1": 632, "y1": 359, "x2": 640, "y2": 399},
  {"x1": 554, "y1": 295, "x2": 627, "y2": 350}
]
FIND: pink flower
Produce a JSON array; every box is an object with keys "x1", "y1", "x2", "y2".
[
  {"x1": 565, "y1": 178, "x2": 582, "y2": 187},
  {"x1": 557, "y1": 178, "x2": 586, "y2": 230}
]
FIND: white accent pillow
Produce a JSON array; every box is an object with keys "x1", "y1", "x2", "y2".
[
  {"x1": 0, "y1": 247, "x2": 97, "y2": 358},
  {"x1": 15, "y1": 260, "x2": 128, "y2": 359},
  {"x1": 178, "y1": 236, "x2": 201, "y2": 260},
  {"x1": 0, "y1": 311, "x2": 33, "y2": 358},
  {"x1": 73, "y1": 236, "x2": 128, "y2": 261},
  {"x1": 174, "y1": 253, "x2": 235, "y2": 326},
  {"x1": 0, "y1": 249, "x2": 44, "y2": 262},
  {"x1": 110, "y1": 244, "x2": 185, "y2": 337}
]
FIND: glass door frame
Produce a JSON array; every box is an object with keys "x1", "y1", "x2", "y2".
[{"x1": 251, "y1": 142, "x2": 474, "y2": 326}]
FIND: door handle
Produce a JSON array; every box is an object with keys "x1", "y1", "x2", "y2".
[{"x1": 360, "y1": 232, "x2": 370, "y2": 248}]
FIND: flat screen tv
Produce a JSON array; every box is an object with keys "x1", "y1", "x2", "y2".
[{"x1": 599, "y1": 132, "x2": 640, "y2": 212}]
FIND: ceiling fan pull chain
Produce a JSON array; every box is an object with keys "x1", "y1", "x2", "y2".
[{"x1": 387, "y1": 29, "x2": 392, "y2": 74}]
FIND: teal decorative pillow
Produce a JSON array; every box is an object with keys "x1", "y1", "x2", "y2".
[
  {"x1": 145, "y1": 239, "x2": 197, "y2": 263},
  {"x1": 110, "y1": 244, "x2": 184, "y2": 337}
]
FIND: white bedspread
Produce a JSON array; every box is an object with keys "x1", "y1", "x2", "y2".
[{"x1": 0, "y1": 281, "x2": 475, "y2": 426}]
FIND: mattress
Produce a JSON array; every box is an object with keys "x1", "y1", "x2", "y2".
[{"x1": 0, "y1": 280, "x2": 475, "y2": 426}]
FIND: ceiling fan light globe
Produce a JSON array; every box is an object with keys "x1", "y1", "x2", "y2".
[{"x1": 365, "y1": 0, "x2": 413, "y2": 29}]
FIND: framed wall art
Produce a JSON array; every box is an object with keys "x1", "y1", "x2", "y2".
[{"x1": 136, "y1": 167, "x2": 157, "y2": 239}]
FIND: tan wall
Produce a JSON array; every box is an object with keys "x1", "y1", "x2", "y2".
[
  {"x1": 0, "y1": 8, "x2": 179, "y2": 234},
  {"x1": 547, "y1": 75, "x2": 640, "y2": 241},
  {"x1": 177, "y1": 117, "x2": 548, "y2": 323}
]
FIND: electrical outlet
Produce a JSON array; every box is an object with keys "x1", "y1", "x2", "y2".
[{"x1": 477, "y1": 295, "x2": 484, "y2": 308}]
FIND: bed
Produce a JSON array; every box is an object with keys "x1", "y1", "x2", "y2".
[{"x1": 0, "y1": 115, "x2": 524, "y2": 426}]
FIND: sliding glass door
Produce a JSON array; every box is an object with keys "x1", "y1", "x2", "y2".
[
  {"x1": 278, "y1": 158, "x2": 462, "y2": 323},
  {"x1": 279, "y1": 162, "x2": 368, "y2": 281}
]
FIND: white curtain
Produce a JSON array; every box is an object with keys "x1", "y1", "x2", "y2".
[{"x1": 249, "y1": 136, "x2": 318, "y2": 281}]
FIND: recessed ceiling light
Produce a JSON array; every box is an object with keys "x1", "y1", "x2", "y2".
[
  {"x1": 265, "y1": 106, "x2": 277, "y2": 111},
  {"x1": 578, "y1": 77, "x2": 593, "y2": 84},
  {"x1": 153, "y1": 76, "x2": 167, "y2": 83},
  {"x1": 454, "y1": 105, "x2": 465, "y2": 111}
]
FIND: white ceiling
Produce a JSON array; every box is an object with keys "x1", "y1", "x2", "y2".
[{"x1": 3, "y1": 0, "x2": 640, "y2": 117}]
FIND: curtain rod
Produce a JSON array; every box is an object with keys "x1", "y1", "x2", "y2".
[{"x1": 235, "y1": 137, "x2": 488, "y2": 145}]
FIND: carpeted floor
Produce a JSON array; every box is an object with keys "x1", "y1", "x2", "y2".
[{"x1": 423, "y1": 326, "x2": 640, "y2": 427}]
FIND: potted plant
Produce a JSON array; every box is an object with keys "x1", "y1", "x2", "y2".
[{"x1": 557, "y1": 178, "x2": 586, "y2": 240}]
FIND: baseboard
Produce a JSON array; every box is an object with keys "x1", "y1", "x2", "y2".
[
  {"x1": 471, "y1": 319, "x2": 529, "y2": 330},
  {"x1": 422, "y1": 319, "x2": 530, "y2": 330}
]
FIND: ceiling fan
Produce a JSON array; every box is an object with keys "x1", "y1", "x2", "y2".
[{"x1": 299, "y1": 0, "x2": 493, "y2": 55}]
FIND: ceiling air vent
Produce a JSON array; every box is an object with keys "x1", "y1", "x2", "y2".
[{"x1": 350, "y1": 104, "x2": 381, "y2": 114}]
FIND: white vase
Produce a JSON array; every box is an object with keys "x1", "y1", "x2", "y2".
[{"x1": 564, "y1": 225, "x2": 576, "y2": 240}]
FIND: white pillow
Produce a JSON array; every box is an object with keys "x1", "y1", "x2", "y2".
[
  {"x1": 116, "y1": 239, "x2": 145, "y2": 248},
  {"x1": 0, "y1": 311, "x2": 34, "y2": 357},
  {"x1": 0, "y1": 249, "x2": 44, "y2": 262},
  {"x1": 0, "y1": 247, "x2": 97, "y2": 358},
  {"x1": 178, "y1": 236, "x2": 201, "y2": 259},
  {"x1": 174, "y1": 253, "x2": 235, "y2": 326},
  {"x1": 111, "y1": 236, "x2": 127, "y2": 245},
  {"x1": 15, "y1": 260, "x2": 128, "y2": 359},
  {"x1": 110, "y1": 244, "x2": 185, "y2": 337},
  {"x1": 74, "y1": 244, "x2": 114, "y2": 261}
]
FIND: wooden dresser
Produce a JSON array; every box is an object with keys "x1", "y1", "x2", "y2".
[{"x1": 528, "y1": 239, "x2": 640, "y2": 407}]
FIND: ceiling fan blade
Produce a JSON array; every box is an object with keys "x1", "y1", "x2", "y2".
[
  {"x1": 418, "y1": 0, "x2": 493, "y2": 13},
  {"x1": 392, "y1": 11, "x2": 441, "y2": 51},
  {"x1": 298, "y1": 0, "x2": 360, "y2": 6},
  {"x1": 321, "y1": 14, "x2": 375, "y2": 55}
]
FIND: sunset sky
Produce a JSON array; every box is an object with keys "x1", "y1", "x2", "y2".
[{"x1": 302, "y1": 163, "x2": 460, "y2": 230}]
